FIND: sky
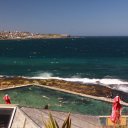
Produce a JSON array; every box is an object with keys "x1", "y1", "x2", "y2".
[{"x1": 0, "y1": 0, "x2": 128, "y2": 36}]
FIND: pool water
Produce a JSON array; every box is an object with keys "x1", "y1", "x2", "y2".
[{"x1": 0, "y1": 86, "x2": 128, "y2": 115}]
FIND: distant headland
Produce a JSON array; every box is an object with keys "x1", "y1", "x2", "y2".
[{"x1": 0, "y1": 31, "x2": 70, "y2": 40}]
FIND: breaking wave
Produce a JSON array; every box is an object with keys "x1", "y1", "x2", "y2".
[
  {"x1": 1, "y1": 72, "x2": 128, "y2": 93},
  {"x1": 29, "y1": 72, "x2": 128, "y2": 93}
]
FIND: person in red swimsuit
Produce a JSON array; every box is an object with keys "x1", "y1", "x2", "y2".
[{"x1": 3, "y1": 94, "x2": 11, "y2": 104}]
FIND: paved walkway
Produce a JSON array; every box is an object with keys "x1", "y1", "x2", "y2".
[{"x1": 21, "y1": 107, "x2": 100, "y2": 128}]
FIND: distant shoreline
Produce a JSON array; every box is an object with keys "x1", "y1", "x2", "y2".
[{"x1": 0, "y1": 31, "x2": 70, "y2": 40}]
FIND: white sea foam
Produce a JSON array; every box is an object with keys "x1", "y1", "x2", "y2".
[
  {"x1": 31, "y1": 72, "x2": 128, "y2": 84},
  {"x1": 0, "y1": 72, "x2": 125, "y2": 93},
  {"x1": 26, "y1": 72, "x2": 128, "y2": 92},
  {"x1": 61, "y1": 78, "x2": 128, "y2": 92},
  {"x1": 117, "y1": 86, "x2": 128, "y2": 93},
  {"x1": 32, "y1": 72, "x2": 53, "y2": 79}
]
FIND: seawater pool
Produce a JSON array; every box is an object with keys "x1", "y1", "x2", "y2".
[{"x1": 0, "y1": 85, "x2": 128, "y2": 115}]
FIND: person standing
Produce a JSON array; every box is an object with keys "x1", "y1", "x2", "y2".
[{"x1": 3, "y1": 94, "x2": 11, "y2": 104}]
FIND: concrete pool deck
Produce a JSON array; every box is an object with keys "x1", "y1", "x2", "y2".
[{"x1": 0, "y1": 104, "x2": 128, "y2": 128}]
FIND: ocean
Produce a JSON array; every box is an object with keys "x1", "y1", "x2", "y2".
[{"x1": 0, "y1": 37, "x2": 128, "y2": 92}]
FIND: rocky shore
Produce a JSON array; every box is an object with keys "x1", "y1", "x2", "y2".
[{"x1": 0, "y1": 76, "x2": 128, "y2": 105}]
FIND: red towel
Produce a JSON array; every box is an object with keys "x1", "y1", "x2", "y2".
[
  {"x1": 110, "y1": 96, "x2": 122, "y2": 123},
  {"x1": 3, "y1": 95, "x2": 11, "y2": 104}
]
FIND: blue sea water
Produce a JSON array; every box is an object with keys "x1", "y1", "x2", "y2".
[{"x1": 1, "y1": 37, "x2": 128, "y2": 91}]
